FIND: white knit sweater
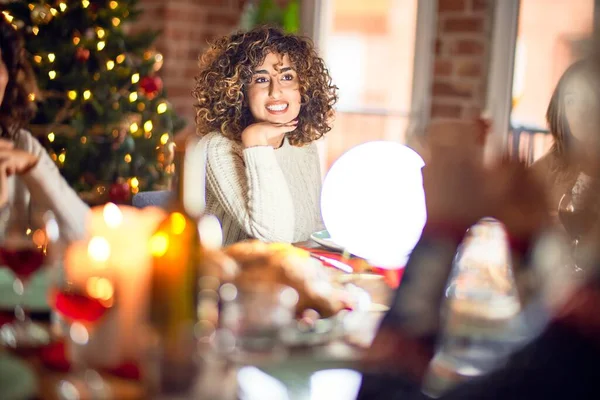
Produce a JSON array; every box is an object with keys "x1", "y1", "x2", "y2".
[
  {"x1": 0, "y1": 129, "x2": 89, "y2": 241},
  {"x1": 203, "y1": 131, "x2": 324, "y2": 245}
]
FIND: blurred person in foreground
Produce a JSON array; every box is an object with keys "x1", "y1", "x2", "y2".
[
  {"x1": 0, "y1": 16, "x2": 88, "y2": 240},
  {"x1": 532, "y1": 57, "x2": 600, "y2": 212},
  {"x1": 358, "y1": 119, "x2": 600, "y2": 399}
]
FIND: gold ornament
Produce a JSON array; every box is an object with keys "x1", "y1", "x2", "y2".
[{"x1": 31, "y1": 4, "x2": 53, "y2": 25}]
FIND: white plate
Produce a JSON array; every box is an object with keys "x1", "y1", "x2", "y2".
[
  {"x1": 0, "y1": 267, "x2": 50, "y2": 313},
  {"x1": 309, "y1": 230, "x2": 345, "y2": 252},
  {"x1": 0, "y1": 353, "x2": 38, "y2": 399}
]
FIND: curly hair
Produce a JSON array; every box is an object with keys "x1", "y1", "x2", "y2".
[
  {"x1": 193, "y1": 26, "x2": 338, "y2": 146},
  {"x1": 0, "y1": 16, "x2": 39, "y2": 139}
]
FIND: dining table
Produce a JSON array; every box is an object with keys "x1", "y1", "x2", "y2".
[{"x1": 0, "y1": 239, "x2": 386, "y2": 400}]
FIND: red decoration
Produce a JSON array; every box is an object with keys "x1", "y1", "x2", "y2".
[
  {"x1": 109, "y1": 178, "x2": 130, "y2": 204},
  {"x1": 75, "y1": 47, "x2": 90, "y2": 62},
  {"x1": 139, "y1": 76, "x2": 163, "y2": 98}
]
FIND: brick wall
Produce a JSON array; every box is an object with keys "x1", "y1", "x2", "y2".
[
  {"x1": 135, "y1": 0, "x2": 247, "y2": 137},
  {"x1": 133, "y1": 0, "x2": 496, "y2": 132},
  {"x1": 431, "y1": 0, "x2": 495, "y2": 120}
]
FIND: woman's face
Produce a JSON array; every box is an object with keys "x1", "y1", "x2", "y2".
[
  {"x1": 564, "y1": 72, "x2": 600, "y2": 149},
  {"x1": 246, "y1": 52, "x2": 301, "y2": 125},
  {"x1": 0, "y1": 50, "x2": 8, "y2": 108}
]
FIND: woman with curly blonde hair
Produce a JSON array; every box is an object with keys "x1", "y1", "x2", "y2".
[{"x1": 193, "y1": 26, "x2": 337, "y2": 245}]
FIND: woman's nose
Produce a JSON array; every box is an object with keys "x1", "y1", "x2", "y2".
[{"x1": 268, "y1": 79, "x2": 283, "y2": 98}]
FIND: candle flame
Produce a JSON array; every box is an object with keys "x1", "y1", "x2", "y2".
[
  {"x1": 88, "y1": 236, "x2": 111, "y2": 263},
  {"x1": 103, "y1": 202, "x2": 123, "y2": 228}
]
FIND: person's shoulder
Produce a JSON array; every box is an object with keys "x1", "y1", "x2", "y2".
[
  {"x1": 530, "y1": 151, "x2": 560, "y2": 183},
  {"x1": 14, "y1": 129, "x2": 41, "y2": 153},
  {"x1": 205, "y1": 131, "x2": 240, "y2": 149},
  {"x1": 204, "y1": 132, "x2": 244, "y2": 164}
]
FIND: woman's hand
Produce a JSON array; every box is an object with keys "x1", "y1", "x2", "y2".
[
  {"x1": 0, "y1": 138, "x2": 39, "y2": 206},
  {"x1": 422, "y1": 119, "x2": 548, "y2": 239},
  {"x1": 241, "y1": 120, "x2": 298, "y2": 148}
]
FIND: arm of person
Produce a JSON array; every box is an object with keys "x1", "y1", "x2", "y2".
[
  {"x1": 18, "y1": 131, "x2": 89, "y2": 241},
  {"x1": 206, "y1": 137, "x2": 296, "y2": 243}
]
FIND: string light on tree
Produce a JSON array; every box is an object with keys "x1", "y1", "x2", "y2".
[
  {"x1": 82, "y1": 0, "x2": 90, "y2": 9},
  {"x1": 112, "y1": 18, "x2": 121, "y2": 27},
  {"x1": 131, "y1": 73, "x2": 140, "y2": 84},
  {"x1": 129, "y1": 92, "x2": 138, "y2": 102},
  {"x1": 97, "y1": 41, "x2": 106, "y2": 51},
  {"x1": 47, "y1": 53, "x2": 55, "y2": 62},
  {"x1": 157, "y1": 102, "x2": 168, "y2": 114},
  {"x1": 83, "y1": 90, "x2": 92, "y2": 100},
  {"x1": 59, "y1": 3, "x2": 67, "y2": 12},
  {"x1": 160, "y1": 133, "x2": 169, "y2": 145},
  {"x1": 2, "y1": 11, "x2": 14, "y2": 23},
  {"x1": 109, "y1": 1, "x2": 119, "y2": 10},
  {"x1": 68, "y1": 90, "x2": 77, "y2": 100},
  {"x1": 48, "y1": 132, "x2": 55, "y2": 143},
  {"x1": 28, "y1": 93, "x2": 36, "y2": 102},
  {"x1": 33, "y1": 55, "x2": 42, "y2": 63},
  {"x1": 116, "y1": 54, "x2": 125, "y2": 64},
  {"x1": 106, "y1": 60, "x2": 115, "y2": 70},
  {"x1": 32, "y1": 27, "x2": 39, "y2": 35},
  {"x1": 48, "y1": 70, "x2": 57, "y2": 79},
  {"x1": 144, "y1": 121, "x2": 153, "y2": 133}
]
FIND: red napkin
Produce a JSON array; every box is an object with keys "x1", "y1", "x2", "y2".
[
  {"x1": 39, "y1": 341, "x2": 141, "y2": 381},
  {"x1": 300, "y1": 247, "x2": 404, "y2": 288}
]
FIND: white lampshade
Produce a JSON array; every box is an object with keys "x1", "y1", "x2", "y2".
[{"x1": 320, "y1": 141, "x2": 426, "y2": 268}]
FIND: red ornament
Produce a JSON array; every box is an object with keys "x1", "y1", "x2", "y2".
[
  {"x1": 75, "y1": 47, "x2": 90, "y2": 62},
  {"x1": 139, "y1": 76, "x2": 163, "y2": 99},
  {"x1": 108, "y1": 178, "x2": 131, "y2": 204}
]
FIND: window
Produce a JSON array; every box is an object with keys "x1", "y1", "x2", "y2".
[
  {"x1": 486, "y1": 0, "x2": 595, "y2": 164},
  {"x1": 310, "y1": 0, "x2": 435, "y2": 171}
]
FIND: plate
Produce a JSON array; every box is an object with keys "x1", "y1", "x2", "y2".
[
  {"x1": 0, "y1": 353, "x2": 38, "y2": 399},
  {"x1": 0, "y1": 267, "x2": 51, "y2": 313},
  {"x1": 309, "y1": 230, "x2": 345, "y2": 252}
]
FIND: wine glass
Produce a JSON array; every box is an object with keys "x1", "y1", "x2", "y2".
[
  {"x1": 0, "y1": 209, "x2": 59, "y2": 349},
  {"x1": 51, "y1": 266, "x2": 115, "y2": 400},
  {"x1": 558, "y1": 189, "x2": 597, "y2": 274}
]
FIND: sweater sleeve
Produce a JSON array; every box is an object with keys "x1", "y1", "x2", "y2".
[
  {"x1": 18, "y1": 130, "x2": 89, "y2": 241},
  {"x1": 205, "y1": 135, "x2": 295, "y2": 243}
]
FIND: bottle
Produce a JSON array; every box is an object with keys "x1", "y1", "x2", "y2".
[{"x1": 145, "y1": 135, "x2": 206, "y2": 396}]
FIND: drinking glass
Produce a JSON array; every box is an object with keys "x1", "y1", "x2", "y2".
[
  {"x1": 0, "y1": 209, "x2": 59, "y2": 349},
  {"x1": 558, "y1": 189, "x2": 597, "y2": 274},
  {"x1": 51, "y1": 256, "x2": 115, "y2": 399},
  {"x1": 215, "y1": 283, "x2": 298, "y2": 365}
]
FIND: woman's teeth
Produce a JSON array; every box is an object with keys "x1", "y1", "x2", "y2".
[{"x1": 266, "y1": 103, "x2": 288, "y2": 111}]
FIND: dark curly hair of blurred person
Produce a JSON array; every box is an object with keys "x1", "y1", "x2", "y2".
[
  {"x1": 193, "y1": 26, "x2": 338, "y2": 146},
  {"x1": 0, "y1": 16, "x2": 39, "y2": 139}
]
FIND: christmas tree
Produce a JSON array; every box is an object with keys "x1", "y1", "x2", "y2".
[{"x1": 1, "y1": 0, "x2": 186, "y2": 204}]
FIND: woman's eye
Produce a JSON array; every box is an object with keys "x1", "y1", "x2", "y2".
[
  {"x1": 255, "y1": 76, "x2": 268, "y2": 84},
  {"x1": 281, "y1": 74, "x2": 294, "y2": 81}
]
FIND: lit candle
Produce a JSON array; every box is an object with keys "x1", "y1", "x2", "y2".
[{"x1": 64, "y1": 204, "x2": 166, "y2": 366}]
